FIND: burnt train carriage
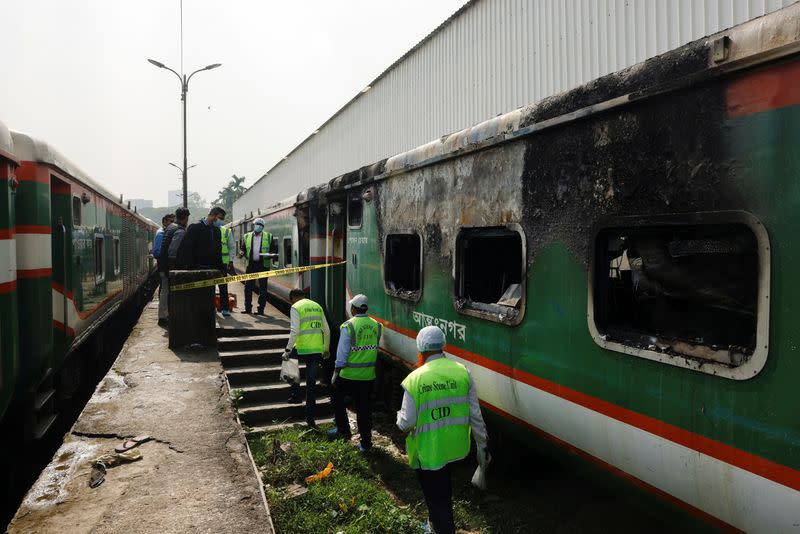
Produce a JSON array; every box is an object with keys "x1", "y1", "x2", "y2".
[
  {"x1": 242, "y1": 7, "x2": 800, "y2": 531},
  {"x1": 0, "y1": 125, "x2": 156, "y2": 440}
]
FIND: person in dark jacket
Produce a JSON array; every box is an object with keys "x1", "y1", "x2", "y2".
[
  {"x1": 175, "y1": 207, "x2": 226, "y2": 271},
  {"x1": 157, "y1": 207, "x2": 190, "y2": 327}
]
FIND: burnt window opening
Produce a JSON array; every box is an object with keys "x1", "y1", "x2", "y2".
[
  {"x1": 385, "y1": 233, "x2": 421, "y2": 299},
  {"x1": 72, "y1": 197, "x2": 82, "y2": 226},
  {"x1": 283, "y1": 237, "x2": 293, "y2": 267},
  {"x1": 593, "y1": 223, "x2": 760, "y2": 367},
  {"x1": 94, "y1": 235, "x2": 105, "y2": 282},
  {"x1": 348, "y1": 194, "x2": 363, "y2": 228},
  {"x1": 456, "y1": 228, "x2": 524, "y2": 321}
]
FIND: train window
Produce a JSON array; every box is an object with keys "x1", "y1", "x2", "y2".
[
  {"x1": 113, "y1": 237, "x2": 121, "y2": 275},
  {"x1": 283, "y1": 237, "x2": 293, "y2": 267},
  {"x1": 94, "y1": 235, "x2": 105, "y2": 282},
  {"x1": 348, "y1": 194, "x2": 363, "y2": 228},
  {"x1": 72, "y1": 197, "x2": 81, "y2": 226},
  {"x1": 384, "y1": 233, "x2": 422, "y2": 301},
  {"x1": 589, "y1": 212, "x2": 771, "y2": 380},
  {"x1": 455, "y1": 226, "x2": 525, "y2": 324}
]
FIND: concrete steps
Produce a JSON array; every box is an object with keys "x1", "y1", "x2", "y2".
[{"x1": 218, "y1": 320, "x2": 330, "y2": 431}]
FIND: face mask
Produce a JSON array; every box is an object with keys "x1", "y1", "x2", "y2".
[
  {"x1": 254, "y1": 225, "x2": 264, "y2": 233},
  {"x1": 214, "y1": 219, "x2": 223, "y2": 228}
]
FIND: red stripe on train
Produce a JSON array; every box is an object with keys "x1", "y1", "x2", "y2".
[
  {"x1": 16, "y1": 225, "x2": 51, "y2": 234},
  {"x1": 727, "y1": 59, "x2": 800, "y2": 118},
  {"x1": 18, "y1": 268, "x2": 52, "y2": 279},
  {"x1": 371, "y1": 315, "x2": 800, "y2": 493},
  {"x1": 0, "y1": 280, "x2": 17, "y2": 294},
  {"x1": 52, "y1": 320, "x2": 75, "y2": 337}
]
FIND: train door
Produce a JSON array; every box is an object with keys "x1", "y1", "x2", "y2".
[
  {"x1": 295, "y1": 205, "x2": 310, "y2": 292},
  {"x1": 50, "y1": 177, "x2": 71, "y2": 363},
  {"x1": 324, "y1": 196, "x2": 347, "y2": 330}
]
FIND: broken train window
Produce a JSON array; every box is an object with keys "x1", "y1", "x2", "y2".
[
  {"x1": 348, "y1": 193, "x2": 363, "y2": 228},
  {"x1": 592, "y1": 216, "x2": 766, "y2": 371},
  {"x1": 384, "y1": 233, "x2": 422, "y2": 299},
  {"x1": 455, "y1": 227, "x2": 525, "y2": 323}
]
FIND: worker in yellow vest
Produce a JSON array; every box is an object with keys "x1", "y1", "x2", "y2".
[
  {"x1": 396, "y1": 325, "x2": 490, "y2": 534},
  {"x1": 218, "y1": 225, "x2": 235, "y2": 317},
  {"x1": 327, "y1": 294, "x2": 382, "y2": 451},
  {"x1": 237, "y1": 217, "x2": 274, "y2": 315},
  {"x1": 283, "y1": 288, "x2": 330, "y2": 427}
]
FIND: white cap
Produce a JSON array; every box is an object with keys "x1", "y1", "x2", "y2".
[
  {"x1": 254, "y1": 218, "x2": 265, "y2": 226},
  {"x1": 349, "y1": 294, "x2": 368, "y2": 309},
  {"x1": 416, "y1": 325, "x2": 446, "y2": 352}
]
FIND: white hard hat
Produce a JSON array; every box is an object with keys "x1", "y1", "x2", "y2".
[
  {"x1": 349, "y1": 294, "x2": 368, "y2": 309},
  {"x1": 254, "y1": 218, "x2": 265, "y2": 226},
  {"x1": 416, "y1": 325, "x2": 446, "y2": 352}
]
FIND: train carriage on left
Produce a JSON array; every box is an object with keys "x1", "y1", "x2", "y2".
[{"x1": 0, "y1": 120, "x2": 157, "y2": 443}]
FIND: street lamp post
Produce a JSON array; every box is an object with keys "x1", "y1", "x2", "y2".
[{"x1": 148, "y1": 59, "x2": 221, "y2": 208}]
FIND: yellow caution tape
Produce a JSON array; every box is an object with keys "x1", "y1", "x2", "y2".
[{"x1": 170, "y1": 261, "x2": 346, "y2": 291}]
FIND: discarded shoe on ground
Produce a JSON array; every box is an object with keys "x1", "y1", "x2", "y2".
[{"x1": 88, "y1": 449, "x2": 144, "y2": 488}]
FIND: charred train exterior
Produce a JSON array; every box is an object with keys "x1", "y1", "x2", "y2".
[{"x1": 235, "y1": 7, "x2": 800, "y2": 531}]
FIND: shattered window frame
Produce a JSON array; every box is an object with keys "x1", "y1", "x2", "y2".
[
  {"x1": 587, "y1": 210, "x2": 771, "y2": 381},
  {"x1": 383, "y1": 230, "x2": 423, "y2": 302},
  {"x1": 453, "y1": 224, "x2": 526, "y2": 326}
]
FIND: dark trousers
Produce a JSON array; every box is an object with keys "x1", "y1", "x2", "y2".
[
  {"x1": 332, "y1": 376, "x2": 373, "y2": 448},
  {"x1": 244, "y1": 263, "x2": 268, "y2": 311},
  {"x1": 218, "y1": 283, "x2": 229, "y2": 310},
  {"x1": 290, "y1": 352, "x2": 321, "y2": 420},
  {"x1": 416, "y1": 464, "x2": 455, "y2": 534},
  {"x1": 218, "y1": 267, "x2": 229, "y2": 311}
]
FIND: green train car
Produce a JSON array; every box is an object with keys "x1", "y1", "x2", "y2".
[
  {"x1": 233, "y1": 7, "x2": 800, "y2": 531},
  {"x1": 0, "y1": 122, "x2": 157, "y2": 441}
]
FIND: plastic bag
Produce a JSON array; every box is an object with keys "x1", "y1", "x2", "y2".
[
  {"x1": 280, "y1": 358, "x2": 300, "y2": 384},
  {"x1": 471, "y1": 464, "x2": 487, "y2": 490}
]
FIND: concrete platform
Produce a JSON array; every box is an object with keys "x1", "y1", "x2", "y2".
[
  {"x1": 8, "y1": 299, "x2": 274, "y2": 534},
  {"x1": 215, "y1": 282, "x2": 289, "y2": 333}
]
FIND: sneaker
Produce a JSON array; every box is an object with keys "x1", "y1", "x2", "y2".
[
  {"x1": 306, "y1": 418, "x2": 317, "y2": 428},
  {"x1": 327, "y1": 428, "x2": 351, "y2": 441},
  {"x1": 221, "y1": 309, "x2": 231, "y2": 317},
  {"x1": 240, "y1": 309, "x2": 251, "y2": 314},
  {"x1": 357, "y1": 444, "x2": 372, "y2": 453},
  {"x1": 255, "y1": 309, "x2": 264, "y2": 316},
  {"x1": 287, "y1": 396, "x2": 303, "y2": 404}
]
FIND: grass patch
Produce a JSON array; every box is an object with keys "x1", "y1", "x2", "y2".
[{"x1": 249, "y1": 425, "x2": 422, "y2": 533}]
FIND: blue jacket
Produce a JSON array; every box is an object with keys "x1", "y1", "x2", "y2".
[{"x1": 153, "y1": 227, "x2": 165, "y2": 258}]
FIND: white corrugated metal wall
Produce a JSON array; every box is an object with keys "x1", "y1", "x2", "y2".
[{"x1": 234, "y1": 0, "x2": 795, "y2": 219}]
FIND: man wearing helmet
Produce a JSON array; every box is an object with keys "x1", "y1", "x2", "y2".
[
  {"x1": 238, "y1": 217, "x2": 274, "y2": 314},
  {"x1": 397, "y1": 325, "x2": 490, "y2": 534}
]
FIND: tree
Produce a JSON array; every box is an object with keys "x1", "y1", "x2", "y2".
[{"x1": 214, "y1": 175, "x2": 247, "y2": 221}]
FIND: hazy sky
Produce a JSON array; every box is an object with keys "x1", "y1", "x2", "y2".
[{"x1": 1, "y1": 0, "x2": 466, "y2": 207}]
